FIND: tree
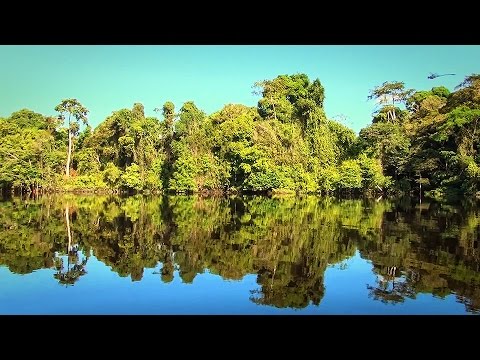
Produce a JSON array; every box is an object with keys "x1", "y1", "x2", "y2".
[
  {"x1": 162, "y1": 101, "x2": 175, "y2": 135},
  {"x1": 132, "y1": 103, "x2": 145, "y2": 119},
  {"x1": 121, "y1": 163, "x2": 143, "y2": 191},
  {"x1": 455, "y1": 73, "x2": 480, "y2": 91},
  {"x1": 0, "y1": 110, "x2": 62, "y2": 192},
  {"x1": 157, "y1": 101, "x2": 176, "y2": 189},
  {"x1": 103, "y1": 162, "x2": 121, "y2": 189},
  {"x1": 55, "y1": 99, "x2": 89, "y2": 177},
  {"x1": 253, "y1": 78, "x2": 288, "y2": 121},
  {"x1": 253, "y1": 74, "x2": 326, "y2": 130},
  {"x1": 358, "y1": 122, "x2": 410, "y2": 178},
  {"x1": 368, "y1": 81, "x2": 414, "y2": 122},
  {"x1": 175, "y1": 101, "x2": 205, "y2": 138},
  {"x1": 54, "y1": 202, "x2": 89, "y2": 286},
  {"x1": 337, "y1": 159, "x2": 362, "y2": 191}
]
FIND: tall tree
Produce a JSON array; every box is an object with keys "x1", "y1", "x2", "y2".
[
  {"x1": 358, "y1": 122, "x2": 410, "y2": 177},
  {"x1": 253, "y1": 79, "x2": 287, "y2": 121},
  {"x1": 175, "y1": 101, "x2": 205, "y2": 138},
  {"x1": 132, "y1": 103, "x2": 145, "y2": 119},
  {"x1": 162, "y1": 101, "x2": 175, "y2": 136},
  {"x1": 55, "y1": 99, "x2": 89, "y2": 177},
  {"x1": 368, "y1": 81, "x2": 413, "y2": 122},
  {"x1": 158, "y1": 101, "x2": 176, "y2": 189}
]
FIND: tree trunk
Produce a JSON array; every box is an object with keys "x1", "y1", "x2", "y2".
[
  {"x1": 419, "y1": 173, "x2": 422, "y2": 204},
  {"x1": 392, "y1": 98, "x2": 396, "y2": 120},
  {"x1": 65, "y1": 204, "x2": 72, "y2": 253},
  {"x1": 65, "y1": 113, "x2": 72, "y2": 177},
  {"x1": 270, "y1": 96, "x2": 277, "y2": 121},
  {"x1": 66, "y1": 130, "x2": 72, "y2": 177}
]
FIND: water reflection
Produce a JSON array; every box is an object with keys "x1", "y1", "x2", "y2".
[{"x1": 0, "y1": 194, "x2": 479, "y2": 313}]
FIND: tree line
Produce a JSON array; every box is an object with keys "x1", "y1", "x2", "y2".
[{"x1": 1, "y1": 73, "x2": 479, "y2": 200}]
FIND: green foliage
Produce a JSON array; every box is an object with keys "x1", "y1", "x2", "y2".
[
  {"x1": 244, "y1": 158, "x2": 281, "y2": 191},
  {"x1": 55, "y1": 99, "x2": 89, "y2": 128},
  {"x1": 326, "y1": 120, "x2": 357, "y2": 160},
  {"x1": 55, "y1": 99, "x2": 89, "y2": 178},
  {"x1": 8, "y1": 109, "x2": 52, "y2": 129},
  {"x1": 406, "y1": 90, "x2": 433, "y2": 112},
  {"x1": 254, "y1": 73, "x2": 326, "y2": 129},
  {"x1": 121, "y1": 163, "x2": 143, "y2": 191},
  {"x1": 103, "y1": 162, "x2": 122, "y2": 189},
  {"x1": 75, "y1": 148, "x2": 100, "y2": 174},
  {"x1": 162, "y1": 101, "x2": 175, "y2": 118},
  {"x1": 2, "y1": 72, "x2": 480, "y2": 198},
  {"x1": 62, "y1": 173, "x2": 108, "y2": 191},
  {"x1": 357, "y1": 154, "x2": 391, "y2": 191},
  {"x1": 0, "y1": 110, "x2": 63, "y2": 191},
  {"x1": 400, "y1": 74, "x2": 480, "y2": 197},
  {"x1": 0, "y1": 74, "x2": 347, "y2": 194},
  {"x1": 317, "y1": 166, "x2": 340, "y2": 192},
  {"x1": 175, "y1": 101, "x2": 205, "y2": 138},
  {"x1": 144, "y1": 158, "x2": 163, "y2": 191},
  {"x1": 132, "y1": 103, "x2": 145, "y2": 119},
  {"x1": 162, "y1": 101, "x2": 175, "y2": 132},
  {"x1": 372, "y1": 106, "x2": 409, "y2": 124},
  {"x1": 432, "y1": 106, "x2": 480, "y2": 148},
  {"x1": 432, "y1": 86, "x2": 450, "y2": 98},
  {"x1": 169, "y1": 150, "x2": 198, "y2": 191},
  {"x1": 337, "y1": 160, "x2": 362, "y2": 190},
  {"x1": 358, "y1": 122, "x2": 410, "y2": 177},
  {"x1": 368, "y1": 81, "x2": 414, "y2": 123}
]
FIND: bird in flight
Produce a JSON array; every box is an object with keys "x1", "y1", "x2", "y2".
[{"x1": 428, "y1": 72, "x2": 456, "y2": 79}]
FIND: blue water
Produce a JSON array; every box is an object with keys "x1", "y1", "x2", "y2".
[{"x1": 0, "y1": 251, "x2": 469, "y2": 315}]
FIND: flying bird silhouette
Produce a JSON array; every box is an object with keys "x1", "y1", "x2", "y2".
[{"x1": 428, "y1": 72, "x2": 456, "y2": 79}]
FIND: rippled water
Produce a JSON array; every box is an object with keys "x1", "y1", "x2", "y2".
[{"x1": 0, "y1": 194, "x2": 479, "y2": 314}]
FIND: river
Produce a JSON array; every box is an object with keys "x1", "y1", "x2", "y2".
[{"x1": 0, "y1": 194, "x2": 478, "y2": 314}]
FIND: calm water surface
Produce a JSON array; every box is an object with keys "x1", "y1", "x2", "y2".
[{"x1": 0, "y1": 194, "x2": 479, "y2": 314}]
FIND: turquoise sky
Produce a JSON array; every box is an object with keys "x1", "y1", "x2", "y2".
[{"x1": 1, "y1": 45, "x2": 479, "y2": 133}]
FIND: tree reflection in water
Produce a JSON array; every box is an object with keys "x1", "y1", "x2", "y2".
[
  {"x1": 53, "y1": 203, "x2": 88, "y2": 286},
  {"x1": 367, "y1": 266, "x2": 417, "y2": 304},
  {"x1": 0, "y1": 194, "x2": 479, "y2": 312}
]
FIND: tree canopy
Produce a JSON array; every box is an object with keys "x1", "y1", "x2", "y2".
[{"x1": 2, "y1": 73, "x2": 480, "y2": 201}]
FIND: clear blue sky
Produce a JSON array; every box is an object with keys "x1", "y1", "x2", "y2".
[{"x1": 1, "y1": 45, "x2": 479, "y2": 133}]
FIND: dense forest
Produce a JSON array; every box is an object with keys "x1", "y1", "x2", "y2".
[{"x1": 1, "y1": 73, "x2": 479, "y2": 200}]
